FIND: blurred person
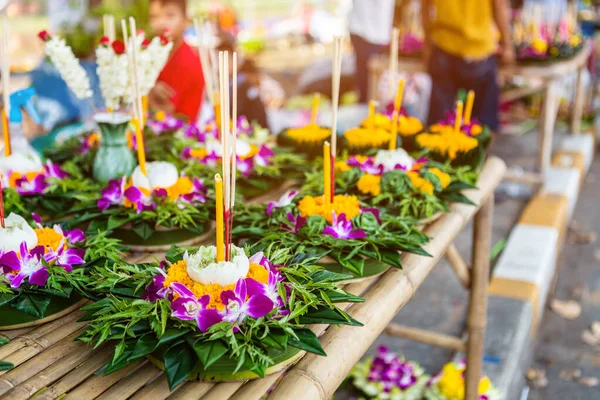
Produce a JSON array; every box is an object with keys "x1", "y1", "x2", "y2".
[
  {"x1": 421, "y1": 0, "x2": 515, "y2": 131},
  {"x1": 148, "y1": 0, "x2": 204, "y2": 121},
  {"x1": 349, "y1": 0, "x2": 395, "y2": 103}
]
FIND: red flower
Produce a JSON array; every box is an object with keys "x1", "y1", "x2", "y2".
[
  {"x1": 159, "y1": 35, "x2": 169, "y2": 45},
  {"x1": 141, "y1": 38, "x2": 151, "y2": 49},
  {"x1": 111, "y1": 40, "x2": 126, "y2": 55},
  {"x1": 37, "y1": 30, "x2": 51, "y2": 42},
  {"x1": 99, "y1": 36, "x2": 110, "y2": 46}
]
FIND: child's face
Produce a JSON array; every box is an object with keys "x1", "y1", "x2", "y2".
[{"x1": 149, "y1": 1, "x2": 187, "y2": 41}]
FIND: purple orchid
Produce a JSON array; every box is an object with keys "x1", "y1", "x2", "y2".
[
  {"x1": 123, "y1": 187, "x2": 167, "y2": 214},
  {"x1": 44, "y1": 160, "x2": 69, "y2": 179},
  {"x1": 181, "y1": 178, "x2": 207, "y2": 204},
  {"x1": 148, "y1": 114, "x2": 185, "y2": 135},
  {"x1": 365, "y1": 346, "x2": 419, "y2": 392},
  {"x1": 246, "y1": 270, "x2": 284, "y2": 309},
  {"x1": 282, "y1": 212, "x2": 307, "y2": 234},
  {"x1": 51, "y1": 224, "x2": 86, "y2": 244},
  {"x1": 248, "y1": 252, "x2": 275, "y2": 272},
  {"x1": 14, "y1": 174, "x2": 48, "y2": 195},
  {"x1": 347, "y1": 157, "x2": 384, "y2": 176},
  {"x1": 253, "y1": 145, "x2": 274, "y2": 167},
  {"x1": 236, "y1": 116, "x2": 253, "y2": 135},
  {"x1": 142, "y1": 272, "x2": 169, "y2": 301},
  {"x1": 8, "y1": 242, "x2": 48, "y2": 288},
  {"x1": 0, "y1": 249, "x2": 20, "y2": 275},
  {"x1": 98, "y1": 177, "x2": 126, "y2": 211},
  {"x1": 220, "y1": 278, "x2": 274, "y2": 325},
  {"x1": 31, "y1": 212, "x2": 42, "y2": 225},
  {"x1": 44, "y1": 241, "x2": 85, "y2": 273},
  {"x1": 183, "y1": 123, "x2": 207, "y2": 142},
  {"x1": 236, "y1": 157, "x2": 254, "y2": 177},
  {"x1": 323, "y1": 212, "x2": 367, "y2": 240},
  {"x1": 170, "y1": 282, "x2": 223, "y2": 332},
  {"x1": 267, "y1": 190, "x2": 298, "y2": 216}
]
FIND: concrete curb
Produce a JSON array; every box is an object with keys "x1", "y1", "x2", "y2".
[{"x1": 471, "y1": 131, "x2": 595, "y2": 399}]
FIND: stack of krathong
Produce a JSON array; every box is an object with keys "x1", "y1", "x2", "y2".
[
  {"x1": 416, "y1": 91, "x2": 491, "y2": 171},
  {"x1": 234, "y1": 38, "x2": 429, "y2": 280},
  {"x1": 77, "y1": 51, "x2": 363, "y2": 388},
  {"x1": 0, "y1": 207, "x2": 121, "y2": 329},
  {"x1": 513, "y1": 3, "x2": 583, "y2": 62},
  {"x1": 278, "y1": 93, "x2": 334, "y2": 157},
  {"x1": 343, "y1": 80, "x2": 423, "y2": 153}
]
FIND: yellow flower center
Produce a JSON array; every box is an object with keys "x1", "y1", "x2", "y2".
[
  {"x1": 286, "y1": 123, "x2": 331, "y2": 144},
  {"x1": 34, "y1": 228, "x2": 65, "y2": 252},
  {"x1": 155, "y1": 111, "x2": 167, "y2": 122},
  {"x1": 163, "y1": 260, "x2": 269, "y2": 310},
  {"x1": 357, "y1": 174, "x2": 382, "y2": 196},
  {"x1": 343, "y1": 127, "x2": 391, "y2": 148},
  {"x1": 9, "y1": 171, "x2": 43, "y2": 188},
  {"x1": 429, "y1": 168, "x2": 450, "y2": 189},
  {"x1": 297, "y1": 194, "x2": 361, "y2": 223}
]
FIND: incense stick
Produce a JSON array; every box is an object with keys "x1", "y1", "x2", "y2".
[
  {"x1": 194, "y1": 19, "x2": 216, "y2": 106},
  {"x1": 0, "y1": 178, "x2": 5, "y2": 228},
  {"x1": 330, "y1": 36, "x2": 342, "y2": 157},
  {"x1": 231, "y1": 52, "x2": 238, "y2": 210},
  {"x1": 121, "y1": 19, "x2": 134, "y2": 117},
  {"x1": 390, "y1": 27, "x2": 399, "y2": 101},
  {"x1": 2, "y1": 16, "x2": 9, "y2": 117},
  {"x1": 129, "y1": 17, "x2": 143, "y2": 123}
]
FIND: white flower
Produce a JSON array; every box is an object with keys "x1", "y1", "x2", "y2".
[
  {"x1": 205, "y1": 136, "x2": 253, "y2": 158},
  {"x1": 185, "y1": 245, "x2": 250, "y2": 286},
  {"x1": 96, "y1": 45, "x2": 129, "y2": 110},
  {"x1": 0, "y1": 151, "x2": 43, "y2": 175},
  {"x1": 374, "y1": 148, "x2": 415, "y2": 172},
  {"x1": 0, "y1": 213, "x2": 38, "y2": 253},
  {"x1": 131, "y1": 161, "x2": 179, "y2": 190},
  {"x1": 44, "y1": 36, "x2": 92, "y2": 99}
]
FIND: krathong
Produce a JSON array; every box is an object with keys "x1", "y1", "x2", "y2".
[
  {"x1": 423, "y1": 361, "x2": 500, "y2": 400},
  {"x1": 349, "y1": 346, "x2": 430, "y2": 400}
]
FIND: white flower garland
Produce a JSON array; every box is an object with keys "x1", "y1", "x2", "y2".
[
  {"x1": 96, "y1": 44, "x2": 130, "y2": 110},
  {"x1": 138, "y1": 36, "x2": 173, "y2": 96},
  {"x1": 44, "y1": 36, "x2": 93, "y2": 99}
]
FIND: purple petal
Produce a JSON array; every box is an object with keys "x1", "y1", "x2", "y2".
[
  {"x1": 142, "y1": 274, "x2": 167, "y2": 301},
  {"x1": 65, "y1": 229, "x2": 86, "y2": 243},
  {"x1": 30, "y1": 246, "x2": 46, "y2": 259},
  {"x1": 220, "y1": 290, "x2": 238, "y2": 306},
  {"x1": 9, "y1": 272, "x2": 27, "y2": 288},
  {"x1": 267, "y1": 202, "x2": 275, "y2": 216},
  {"x1": 97, "y1": 198, "x2": 112, "y2": 211},
  {"x1": 170, "y1": 282, "x2": 195, "y2": 298},
  {"x1": 234, "y1": 278, "x2": 247, "y2": 301},
  {"x1": 248, "y1": 252, "x2": 264, "y2": 265},
  {"x1": 19, "y1": 242, "x2": 29, "y2": 259},
  {"x1": 323, "y1": 226, "x2": 341, "y2": 239},
  {"x1": 28, "y1": 266, "x2": 49, "y2": 286},
  {"x1": 124, "y1": 186, "x2": 143, "y2": 202},
  {"x1": 244, "y1": 294, "x2": 274, "y2": 318},
  {"x1": 171, "y1": 297, "x2": 197, "y2": 320},
  {"x1": 0, "y1": 251, "x2": 20, "y2": 272},
  {"x1": 245, "y1": 278, "x2": 267, "y2": 297},
  {"x1": 196, "y1": 308, "x2": 223, "y2": 332},
  {"x1": 348, "y1": 229, "x2": 367, "y2": 239},
  {"x1": 31, "y1": 213, "x2": 42, "y2": 224}
]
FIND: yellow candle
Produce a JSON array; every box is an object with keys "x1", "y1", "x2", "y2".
[
  {"x1": 323, "y1": 141, "x2": 331, "y2": 205},
  {"x1": 464, "y1": 90, "x2": 475, "y2": 124},
  {"x1": 2, "y1": 109, "x2": 10, "y2": 157},
  {"x1": 389, "y1": 110, "x2": 399, "y2": 150},
  {"x1": 215, "y1": 174, "x2": 225, "y2": 262},
  {"x1": 367, "y1": 100, "x2": 375, "y2": 131},
  {"x1": 454, "y1": 101, "x2": 463, "y2": 133},
  {"x1": 132, "y1": 117, "x2": 146, "y2": 175},
  {"x1": 394, "y1": 79, "x2": 405, "y2": 112},
  {"x1": 142, "y1": 95, "x2": 149, "y2": 126},
  {"x1": 310, "y1": 93, "x2": 320, "y2": 125}
]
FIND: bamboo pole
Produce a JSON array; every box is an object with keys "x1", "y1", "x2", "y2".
[
  {"x1": 384, "y1": 323, "x2": 466, "y2": 352},
  {"x1": 128, "y1": 373, "x2": 184, "y2": 400},
  {"x1": 166, "y1": 381, "x2": 214, "y2": 400},
  {"x1": 96, "y1": 362, "x2": 160, "y2": 400},
  {"x1": 0, "y1": 329, "x2": 88, "y2": 395},
  {"x1": 1, "y1": 343, "x2": 107, "y2": 400},
  {"x1": 464, "y1": 194, "x2": 493, "y2": 400},
  {"x1": 63, "y1": 359, "x2": 147, "y2": 400},
  {"x1": 570, "y1": 65, "x2": 585, "y2": 135},
  {"x1": 34, "y1": 350, "x2": 113, "y2": 400},
  {"x1": 268, "y1": 157, "x2": 506, "y2": 400},
  {"x1": 445, "y1": 243, "x2": 471, "y2": 288},
  {"x1": 201, "y1": 382, "x2": 244, "y2": 400}
]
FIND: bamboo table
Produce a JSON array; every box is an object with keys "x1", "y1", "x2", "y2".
[
  {"x1": 0, "y1": 157, "x2": 506, "y2": 400},
  {"x1": 368, "y1": 43, "x2": 591, "y2": 186}
]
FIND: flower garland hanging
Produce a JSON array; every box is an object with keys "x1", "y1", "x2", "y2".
[
  {"x1": 349, "y1": 346, "x2": 430, "y2": 400},
  {"x1": 77, "y1": 245, "x2": 363, "y2": 388}
]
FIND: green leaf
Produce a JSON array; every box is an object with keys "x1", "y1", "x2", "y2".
[
  {"x1": 129, "y1": 331, "x2": 159, "y2": 361},
  {"x1": 310, "y1": 270, "x2": 353, "y2": 283},
  {"x1": 335, "y1": 255, "x2": 364, "y2": 276},
  {"x1": 193, "y1": 339, "x2": 228, "y2": 369},
  {"x1": 323, "y1": 290, "x2": 364, "y2": 303},
  {"x1": 107, "y1": 214, "x2": 133, "y2": 230},
  {"x1": 262, "y1": 330, "x2": 288, "y2": 350},
  {"x1": 11, "y1": 293, "x2": 51, "y2": 318},
  {"x1": 0, "y1": 361, "x2": 13, "y2": 371},
  {"x1": 298, "y1": 307, "x2": 363, "y2": 326},
  {"x1": 157, "y1": 328, "x2": 190, "y2": 347},
  {"x1": 0, "y1": 293, "x2": 16, "y2": 307},
  {"x1": 163, "y1": 342, "x2": 195, "y2": 390},
  {"x1": 133, "y1": 223, "x2": 154, "y2": 240},
  {"x1": 104, "y1": 341, "x2": 136, "y2": 374},
  {"x1": 380, "y1": 250, "x2": 402, "y2": 269},
  {"x1": 288, "y1": 328, "x2": 326, "y2": 356}
]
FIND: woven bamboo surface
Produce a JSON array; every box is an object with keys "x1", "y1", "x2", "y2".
[{"x1": 0, "y1": 158, "x2": 506, "y2": 400}]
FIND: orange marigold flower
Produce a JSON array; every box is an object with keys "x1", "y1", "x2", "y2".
[
  {"x1": 397, "y1": 115, "x2": 423, "y2": 137},
  {"x1": 298, "y1": 194, "x2": 361, "y2": 223},
  {"x1": 360, "y1": 113, "x2": 392, "y2": 131},
  {"x1": 286, "y1": 123, "x2": 331, "y2": 144},
  {"x1": 344, "y1": 127, "x2": 391, "y2": 148},
  {"x1": 407, "y1": 171, "x2": 434, "y2": 195},
  {"x1": 357, "y1": 174, "x2": 382, "y2": 196},
  {"x1": 35, "y1": 228, "x2": 65, "y2": 252},
  {"x1": 335, "y1": 161, "x2": 351, "y2": 173},
  {"x1": 429, "y1": 168, "x2": 450, "y2": 189},
  {"x1": 167, "y1": 177, "x2": 193, "y2": 200}
]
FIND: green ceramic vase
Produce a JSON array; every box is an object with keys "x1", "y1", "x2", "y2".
[{"x1": 93, "y1": 112, "x2": 136, "y2": 182}]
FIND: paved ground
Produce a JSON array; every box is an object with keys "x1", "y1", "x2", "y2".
[{"x1": 528, "y1": 154, "x2": 600, "y2": 400}]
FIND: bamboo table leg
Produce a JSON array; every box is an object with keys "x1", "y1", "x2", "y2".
[
  {"x1": 537, "y1": 79, "x2": 559, "y2": 175},
  {"x1": 464, "y1": 194, "x2": 493, "y2": 400},
  {"x1": 571, "y1": 65, "x2": 586, "y2": 135}
]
